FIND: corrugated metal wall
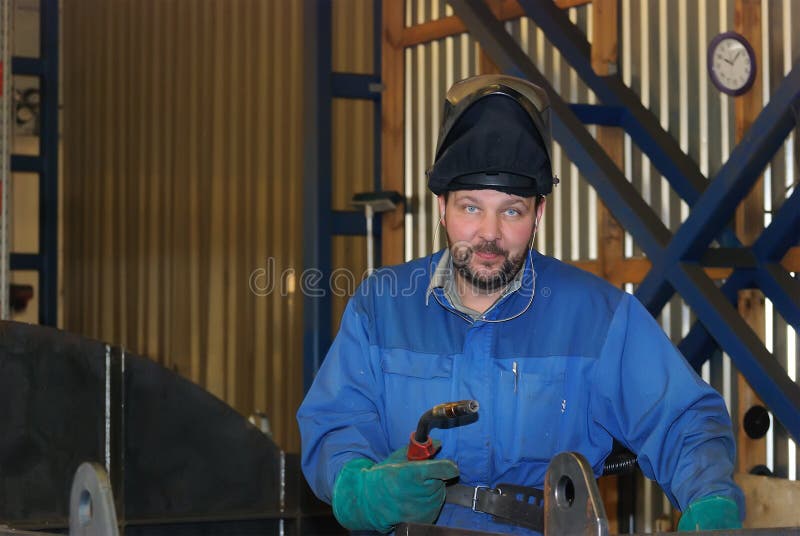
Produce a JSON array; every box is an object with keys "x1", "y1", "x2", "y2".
[
  {"x1": 404, "y1": 0, "x2": 799, "y2": 528},
  {"x1": 62, "y1": 0, "x2": 306, "y2": 451},
  {"x1": 331, "y1": 0, "x2": 374, "y2": 329}
]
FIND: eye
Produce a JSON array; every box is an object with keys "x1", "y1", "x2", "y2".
[
  {"x1": 504, "y1": 208, "x2": 520, "y2": 217},
  {"x1": 465, "y1": 205, "x2": 479, "y2": 214}
]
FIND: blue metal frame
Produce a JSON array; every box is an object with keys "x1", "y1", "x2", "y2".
[
  {"x1": 332, "y1": 73, "x2": 382, "y2": 100},
  {"x1": 448, "y1": 0, "x2": 800, "y2": 440},
  {"x1": 680, "y1": 185, "x2": 800, "y2": 367},
  {"x1": 303, "y1": 0, "x2": 383, "y2": 391},
  {"x1": 9, "y1": 154, "x2": 43, "y2": 173},
  {"x1": 636, "y1": 64, "x2": 800, "y2": 312},
  {"x1": 332, "y1": 211, "x2": 369, "y2": 236},
  {"x1": 302, "y1": 0, "x2": 334, "y2": 392},
  {"x1": 567, "y1": 104, "x2": 625, "y2": 127},
  {"x1": 9, "y1": 0, "x2": 59, "y2": 326}
]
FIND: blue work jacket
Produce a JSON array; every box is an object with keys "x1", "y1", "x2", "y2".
[{"x1": 298, "y1": 250, "x2": 744, "y2": 534}]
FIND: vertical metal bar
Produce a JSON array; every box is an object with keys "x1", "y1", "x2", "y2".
[
  {"x1": 415, "y1": 3, "x2": 426, "y2": 258},
  {"x1": 107, "y1": 345, "x2": 125, "y2": 522},
  {"x1": 373, "y1": 0, "x2": 382, "y2": 263},
  {"x1": 40, "y1": 0, "x2": 58, "y2": 326},
  {"x1": 621, "y1": 0, "x2": 633, "y2": 260},
  {"x1": 0, "y1": 0, "x2": 10, "y2": 320},
  {"x1": 302, "y1": 0, "x2": 333, "y2": 391}
]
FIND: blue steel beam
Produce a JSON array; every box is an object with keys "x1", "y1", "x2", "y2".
[
  {"x1": 756, "y1": 265, "x2": 800, "y2": 329},
  {"x1": 10, "y1": 155, "x2": 43, "y2": 174},
  {"x1": 448, "y1": 0, "x2": 671, "y2": 259},
  {"x1": 331, "y1": 72, "x2": 382, "y2": 100},
  {"x1": 373, "y1": 0, "x2": 383, "y2": 191},
  {"x1": 9, "y1": 253, "x2": 41, "y2": 271},
  {"x1": 637, "y1": 63, "x2": 800, "y2": 313},
  {"x1": 681, "y1": 265, "x2": 800, "y2": 366},
  {"x1": 568, "y1": 104, "x2": 625, "y2": 127},
  {"x1": 332, "y1": 211, "x2": 369, "y2": 236},
  {"x1": 11, "y1": 56, "x2": 43, "y2": 76},
  {"x1": 753, "y1": 186, "x2": 800, "y2": 261},
  {"x1": 670, "y1": 263, "x2": 800, "y2": 440},
  {"x1": 700, "y1": 248, "x2": 758, "y2": 268},
  {"x1": 680, "y1": 187, "x2": 800, "y2": 367},
  {"x1": 38, "y1": 0, "x2": 59, "y2": 326},
  {"x1": 678, "y1": 269, "x2": 752, "y2": 370},
  {"x1": 302, "y1": 0, "x2": 334, "y2": 392},
  {"x1": 661, "y1": 63, "x2": 799, "y2": 262},
  {"x1": 751, "y1": 187, "x2": 800, "y2": 329}
]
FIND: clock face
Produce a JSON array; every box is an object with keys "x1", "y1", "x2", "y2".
[{"x1": 709, "y1": 32, "x2": 756, "y2": 96}]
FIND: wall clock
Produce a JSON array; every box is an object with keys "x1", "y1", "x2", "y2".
[{"x1": 708, "y1": 31, "x2": 756, "y2": 96}]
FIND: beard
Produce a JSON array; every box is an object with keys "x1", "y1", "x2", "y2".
[{"x1": 449, "y1": 239, "x2": 527, "y2": 293}]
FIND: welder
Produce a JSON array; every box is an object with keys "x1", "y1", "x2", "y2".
[{"x1": 297, "y1": 74, "x2": 744, "y2": 534}]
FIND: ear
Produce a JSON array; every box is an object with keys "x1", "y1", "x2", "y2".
[{"x1": 437, "y1": 195, "x2": 447, "y2": 225}]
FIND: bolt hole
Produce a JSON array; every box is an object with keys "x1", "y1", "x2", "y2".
[
  {"x1": 79, "y1": 489, "x2": 93, "y2": 526},
  {"x1": 556, "y1": 476, "x2": 575, "y2": 508}
]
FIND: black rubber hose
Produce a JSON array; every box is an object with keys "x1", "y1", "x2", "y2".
[{"x1": 602, "y1": 451, "x2": 639, "y2": 476}]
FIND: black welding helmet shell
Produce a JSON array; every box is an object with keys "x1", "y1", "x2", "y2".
[{"x1": 427, "y1": 74, "x2": 557, "y2": 197}]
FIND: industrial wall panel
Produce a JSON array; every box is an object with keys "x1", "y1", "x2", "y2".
[{"x1": 62, "y1": 0, "x2": 305, "y2": 452}]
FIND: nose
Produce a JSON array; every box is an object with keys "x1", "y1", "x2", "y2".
[{"x1": 477, "y1": 212, "x2": 501, "y2": 242}]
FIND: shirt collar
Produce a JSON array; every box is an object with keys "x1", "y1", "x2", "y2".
[{"x1": 425, "y1": 249, "x2": 527, "y2": 319}]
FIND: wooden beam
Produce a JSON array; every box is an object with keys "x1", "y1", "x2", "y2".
[
  {"x1": 591, "y1": 0, "x2": 624, "y2": 280},
  {"x1": 783, "y1": 246, "x2": 800, "y2": 270},
  {"x1": 734, "y1": 0, "x2": 766, "y2": 476},
  {"x1": 592, "y1": 1, "x2": 622, "y2": 530},
  {"x1": 735, "y1": 472, "x2": 800, "y2": 528},
  {"x1": 400, "y1": 0, "x2": 591, "y2": 48},
  {"x1": 566, "y1": 248, "x2": 799, "y2": 288},
  {"x1": 569, "y1": 259, "x2": 601, "y2": 276},
  {"x1": 381, "y1": 0, "x2": 405, "y2": 266}
]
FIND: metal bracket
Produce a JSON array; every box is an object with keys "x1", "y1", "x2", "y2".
[
  {"x1": 69, "y1": 463, "x2": 120, "y2": 536},
  {"x1": 544, "y1": 452, "x2": 609, "y2": 536}
]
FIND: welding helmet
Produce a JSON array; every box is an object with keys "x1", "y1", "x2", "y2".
[{"x1": 427, "y1": 74, "x2": 558, "y2": 197}]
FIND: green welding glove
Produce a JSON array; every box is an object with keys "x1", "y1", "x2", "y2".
[
  {"x1": 677, "y1": 495, "x2": 742, "y2": 531},
  {"x1": 331, "y1": 445, "x2": 460, "y2": 533}
]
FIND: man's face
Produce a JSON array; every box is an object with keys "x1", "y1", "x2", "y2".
[{"x1": 438, "y1": 189, "x2": 545, "y2": 293}]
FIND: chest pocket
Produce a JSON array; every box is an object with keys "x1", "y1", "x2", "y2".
[
  {"x1": 494, "y1": 358, "x2": 566, "y2": 464},
  {"x1": 380, "y1": 349, "x2": 454, "y2": 449}
]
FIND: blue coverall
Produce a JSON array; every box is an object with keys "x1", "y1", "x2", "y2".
[{"x1": 298, "y1": 250, "x2": 744, "y2": 534}]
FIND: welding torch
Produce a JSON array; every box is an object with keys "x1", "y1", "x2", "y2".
[{"x1": 407, "y1": 400, "x2": 480, "y2": 461}]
